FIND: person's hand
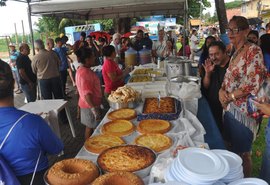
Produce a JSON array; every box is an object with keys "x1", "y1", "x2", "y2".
[
  {"x1": 91, "y1": 107, "x2": 101, "y2": 121},
  {"x1": 219, "y1": 88, "x2": 230, "y2": 108},
  {"x1": 202, "y1": 58, "x2": 215, "y2": 74},
  {"x1": 254, "y1": 101, "x2": 270, "y2": 116},
  {"x1": 123, "y1": 67, "x2": 131, "y2": 76}
]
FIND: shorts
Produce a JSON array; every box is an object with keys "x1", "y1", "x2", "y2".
[
  {"x1": 223, "y1": 111, "x2": 253, "y2": 153},
  {"x1": 80, "y1": 108, "x2": 98, "y2": 128}
]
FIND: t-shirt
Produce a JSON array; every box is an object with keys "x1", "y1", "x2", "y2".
[
  {"x1": 202, "y1": 62, "x2": 229, "y2": 130},
  {"x1": 102, "y1": 58, "x2": 124, "y2": 94},
  {"x1": 9, "y1": 50, "x2": 20, "y2": 71},
  {"x1": 0, "y1": 107, "x2": 63, "y2": 176},
  {"x1": 190, "y1": 35, "x2": 199, "y2": 49},
  {"x1": 16, "y1": 54, "x2": 37, "y2": 85},
  {"x1": 54, "y1": 47, "x2": 69, "y2": 71},
  {"x1": 76, "y1": 66, "x2": 102, "y2": 108},
  {"x1": 152, "y1": 40, "x2": 167, "y2": 58},
  {"x1": 31, "y1": 49, "x2": 60, "y2": 80}
]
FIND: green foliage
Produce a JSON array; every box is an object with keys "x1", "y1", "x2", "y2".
[
  {"x1": 188, "y1": 0, "x2": 211, "y2": 18},
  {"x1": 34, "y1": 16, "x2": 62, "y2": 38},
  {"x1": 225, "y1": 0, "x2": 242, "y2": 9},
  {"x1": 86, "y1": 19, "x2": 113, "y2": 31}
]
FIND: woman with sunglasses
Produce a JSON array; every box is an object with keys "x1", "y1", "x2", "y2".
[{"x1": 219, "y1": 16, "x2": 266, "y2": 177}]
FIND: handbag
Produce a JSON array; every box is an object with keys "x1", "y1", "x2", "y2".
[{"x1": 0, "y1": 113, "x2": 42, "y2": 185}]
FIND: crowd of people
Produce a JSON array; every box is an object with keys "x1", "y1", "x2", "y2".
[{"x1": 1, "y1": 15, "x2": 270, "y2": 184}]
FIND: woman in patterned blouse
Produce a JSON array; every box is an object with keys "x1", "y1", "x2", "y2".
[{"x1": 219, "y1": 16, "x2": 266, "y2": 177}]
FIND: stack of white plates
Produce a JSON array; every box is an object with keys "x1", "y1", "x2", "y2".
[
  {"x1": 212, "y1": 150, "x2": 244, "y2": 184},
  {"x1": 228, "y1": 178, "x2": 268, "y2": 185},
  {"x1": 164, "y1": 147, "x2": 229, "y2": 185}
]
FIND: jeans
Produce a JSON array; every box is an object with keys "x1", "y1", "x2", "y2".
[
  {"x1": 12, "y1": 69, "x2": 21, "y2": 90},
  {"x1": 260, "y1": 123, "x2": 270, "y2": 183},
  {"x1": 21, "y1": 83, "x2": 37, "y2": 102},
  {"x1": 60, "y1": 70, "x2": 67, "y2": 95},
  {"x1": 39, "y1": 77, "x2": 63, "y2": 99}
]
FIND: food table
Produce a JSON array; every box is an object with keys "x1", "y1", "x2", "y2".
[
  {"x1": 19, "y1": 99, "x2": 76, "y2": 139},
  {"x1": 74, "y1": 64, "x2": 225, "y2": 184}
]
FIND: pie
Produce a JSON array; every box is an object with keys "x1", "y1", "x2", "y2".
[
  {"x1": 97, "y1": 145, "x2": 156, "y2": 172},
  {"x1": 137, "y1": 119, "x2": 171, "y2": 134},
  {"x1": 84, "y1": 134, "x2": 125, "y2": 154},
  {"x1": 143, "y1": 97, "x2": 175, "y2": 114},
  {"x1": 102, "y1": 120, "x2": 135, "y2": 137},
  {"x1": 134, "y1": 134, "x2": 173, "y2": 153},
  {"x1": 107, "y1": 108, "x2": 137, "y2": 120}
]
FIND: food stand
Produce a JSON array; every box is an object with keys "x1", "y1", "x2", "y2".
[{"x1": 74, "y1": 63, "x2": 225, "y2": 184}]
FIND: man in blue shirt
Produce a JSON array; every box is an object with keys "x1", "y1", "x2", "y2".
[
  {"x1": 54, "y1": 37, "x2": 70, "y2": 98},
  {"x1": 0, "y1": 60, "x2": 63, "y2": 185}
]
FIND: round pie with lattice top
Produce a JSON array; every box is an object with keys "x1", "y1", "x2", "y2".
[
  {"x1": 107, "y1": 108, "x2": 137, "y2": 120},
  {"x1": 137, "y1": 119, "x2": 171, "y2": 134},
  {"x1": 84, "y1": 134, "x2": 125, "y2": 154},
  {"x1": 134, "y1": 134, "x2": 172, "y2": 152},
  {"x1": 102, "y1": 120, "x2": 135, "y2": 137}
]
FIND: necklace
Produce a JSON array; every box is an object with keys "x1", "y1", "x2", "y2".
[{"x1": 230, "y1": 40, "x2": 249, "y2": 62}]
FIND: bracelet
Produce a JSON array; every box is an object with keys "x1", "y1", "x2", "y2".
[{"x1": 231, "y1": 93, "x2": 236, "y2": 101}]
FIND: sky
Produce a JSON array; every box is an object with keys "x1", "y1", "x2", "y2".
[
  {"x1": 0, "y1": 1, "x2": 39, "y2": 36},
  {"x1": 0, "y1": 0, "x2": 234, "y2": 36}
]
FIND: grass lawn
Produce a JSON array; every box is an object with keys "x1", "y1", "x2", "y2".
[{"x1": 252, "y1": 118, "x2": 267, "y2": 177}]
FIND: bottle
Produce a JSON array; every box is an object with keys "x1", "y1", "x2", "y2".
[
  {"x1": 157, "y1": 57, "x2": 161, "y2": 69},
  {"x1": 139, "y1": 45, "x2": 151, "y2": 64}
]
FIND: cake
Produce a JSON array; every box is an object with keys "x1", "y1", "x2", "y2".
[
  {"x1": 91, "y1": 171, "x2": 144, "y2": 185},
  {"x1": 97, "y1": 145, "x2": 156, "y2": 172},
  {"x1": 84, "y1": 134, "x2": 125, "y2": 154},
  {"x1": 134, "y1": 134, "x2": 173, "y2": 152},
  {"x1": 107, "y1": 108, "x2": 137, "y2": 120},
  {"x1": 143, "y1": 97, "x2": 175, "y2": 114},
  {"x1": 137, "y1": 119, "x2": 171, "y2": 134},
  {"x1": 101, "y1": 120, "x2": 135, "y2": 137},
  {"x1": 47, "y1": 158, "x2": 99, "y2": 185}
]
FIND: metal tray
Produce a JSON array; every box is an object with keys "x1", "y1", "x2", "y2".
[{"x1": 137, "y1": 97, "x2": 181, "y2": 121}]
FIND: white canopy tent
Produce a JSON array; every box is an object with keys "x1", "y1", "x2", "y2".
[
  {"x1": 9, "y1": 0, "x2": 188, "y2": 53},
  {"x1": 30, "y1": 0, "x2": 187, "y2": 20}
]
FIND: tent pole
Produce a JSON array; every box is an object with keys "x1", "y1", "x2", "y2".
[
  {"x1": 183, "y1": 0, "x2": 188, "y2": 57},
  {"x1": 27, "y1": 0, "x2": 35, "y2": 55}
]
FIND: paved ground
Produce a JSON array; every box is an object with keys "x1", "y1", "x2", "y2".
[{"x1": 14, "y1": 81, "x2": 86, "y2": 167}]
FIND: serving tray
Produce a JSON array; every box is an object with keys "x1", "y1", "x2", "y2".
[{"x1": 137, "y1": 97, "x2": 181, "y2": 121}]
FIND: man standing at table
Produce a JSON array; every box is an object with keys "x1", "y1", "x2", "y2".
[
  {"x1": 16, "y1": 43, "x2": 37, "y2": 102},
  {"x1": 0, "y1": 60, "x2": 63, "y2": 185},
  {"x1": 201, "y1": 41, "x2": 230, "y2": 132},
  {"x1": 32, "y1": 39, "x2": 63, "y2": 100}
]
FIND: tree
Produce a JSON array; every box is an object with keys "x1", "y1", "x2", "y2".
[
  {"x1": 188, "y1": 0, "x2": 211, "y2": 18},
  {"x1": 214, "y1": 0, "x2": 228, "y2": 34},
  {"x1": 35, "y1": 16, "x2": 62, "y2": 38},
  {"x1": 225, "y1": 1, "x2": 242, "y2": 9}
]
